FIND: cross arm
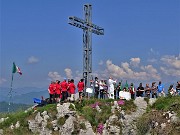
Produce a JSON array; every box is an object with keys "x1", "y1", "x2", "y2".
[{"x1": 68, "y1": 16, "x2": 104, "y2": 35}]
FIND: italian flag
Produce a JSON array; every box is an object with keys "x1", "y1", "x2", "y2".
[{"x1": 12, "y1": 62, "x2": 22, "y2": 75}]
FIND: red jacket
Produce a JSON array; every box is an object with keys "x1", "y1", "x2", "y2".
[
  {"x1": 55, "y1": 83, "x2": 61, "y2": 94},
  {"x1": 61, "y1": 81, "x2": 68, "y2": 92},
  {"x1": 69, "y1": 83, "x2": 76, "y2": 94},
  {"x1": 129, "y1": 86, "x2": 136, "y2": 94},
  {"x1": 77, "y1": 81, "x2": 84, "y2": 92},
  {"x1": 48, "y1": 83, "x2": 55, "y2": 94}
]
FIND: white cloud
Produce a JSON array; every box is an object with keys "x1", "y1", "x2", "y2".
[
  {"x1": 130, "y1": 57, "x2": 140, "y2": 67},
  {"x1": 64, "y1": 68, "x2": 73, "y2": 79},
  {"x1": 0, "y1": 78, "x2": 7, "y2": 85},
  {"x1": 160, "y1": 55, "x2": 180, "y2": 77},
  {"x1": 106, "y1": 59, "x2": 161, "y2": 81},
  {"x1": 161, "y1": 55, "x2": 180, "y2": 69},
  {"x1": 160, "y1": 67, "x2": 180, "y2": 76},
  {"x1": 98, "y1": 60, "x2": 104, "y2": 65},
  {"x1": 48, "y1": 72, "x2": 62, "y2": 81},
  {"x1": 28, "y1": 56, "x2": 39, "y2": 64}
]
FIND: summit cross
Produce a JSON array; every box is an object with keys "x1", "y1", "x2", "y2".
[{"x1": 68, "y1": 4, "x2": 104, "y2": 91}]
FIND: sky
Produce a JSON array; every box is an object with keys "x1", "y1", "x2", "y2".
[{"x1": 0, "y1": 0, "x2": 180, "y2": 89}]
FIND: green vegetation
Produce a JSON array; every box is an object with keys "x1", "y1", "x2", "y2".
[
  {"x1": 0, "y1": 110, "x2": 33, "y2": 134},
  {"x1": 137, "y1": 96, "x2": 180, "y2": 135},
  {"x1": 151, "y1": 96, "x2": 180, "y2": 116},
  {"x1": 120, "y1": 99, "x2": 137, "y2": 114},
  {"x1": 74, "y1": 98, "x2": 136, "y2": 131},
  {"x1": 79, "y1": 122, "x2": 86, "y2": 130},
  {"x1": 69, "y1": 103, "x2": 75, "y2": 111},
  {"x1": 57, "y1": 117, "x2": 66, "y2": 126},
  {"x1": 0, "y1": 98, "x2": 141, "y2": 134}
]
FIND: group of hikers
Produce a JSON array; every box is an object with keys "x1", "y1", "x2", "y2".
[
  {"x1": 48, "y1": 78, "x2": 85, "y2": 103},
  {"x1": 48, "y1": 77, "x2": 180, "y2": 103}
]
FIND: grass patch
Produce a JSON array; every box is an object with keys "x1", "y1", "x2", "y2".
[
  {"x1": 144, "y1": 97, "x2": 149, "y2": 104},
  {"x1": 151, "y1": 96, "x2": 180, "y2": 117},
  {"x1": 69, "y1": 103, "x2": 75, "y2": 111},
  {"x1": 120, "y1": 99, "x2": 137, "y2": 114},
  {"x1": 79, "y1": 122, "x2": 86, "y2": 130},
  {"x1": 0, "y1": 110, "x2": 33, "y2": 129},
  {"x1": 136, "y1": 113, "x2": 151, "y2": 135},
  {"x1": 36, "y1": 104, "x2": 56, "y2": 113}
]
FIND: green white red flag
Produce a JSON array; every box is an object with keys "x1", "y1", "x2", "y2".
[{"x1": 12, "y1": 62, "x2": 22, "y2": 75}]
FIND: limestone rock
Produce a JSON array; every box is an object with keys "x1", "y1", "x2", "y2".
[
  {"x1": 15, "y1": 121, "x2": 20, "y2": 129},
  {"x1": 0, "y1": 129, "x2": 3, "y2": 135}
]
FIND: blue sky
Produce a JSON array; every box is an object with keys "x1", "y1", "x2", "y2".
[{"x1": 0, "y1": 0, "x2": 180, "y2": 89}]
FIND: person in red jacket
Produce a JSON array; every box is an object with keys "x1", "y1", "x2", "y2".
[
  {"x1": 61, "y1": 78, "x2": 68, "y2": 102},
  {"x1": 69, "y1": 79, "x2": 76, "y2": 102},
  {"x1": 77, "y1": 79, "x2": 85, "y2": 103},
  {"x1": 48, "y1": 81, "x2": 56, "y2": 103},
  {"x1": 55, "y1": 80, "x2": 61, "y2": 103}
]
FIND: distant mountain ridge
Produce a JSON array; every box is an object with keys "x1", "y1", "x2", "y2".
[
  {"x1": 0, "y1": 87, "x2": 49, "y2": 105},
  {"x1": 0, "y1": 101, "x2": 31, "y2": 113}
]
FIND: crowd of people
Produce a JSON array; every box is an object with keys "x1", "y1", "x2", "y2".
[
  {"x1": 48, "y1": 78, "x2": 85, "y2": 103},
  {"x1": 47, "y1": 77, "x2": 180, "y2": 103}
]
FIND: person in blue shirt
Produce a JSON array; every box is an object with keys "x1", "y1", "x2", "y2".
[{"x1": 157, "y1": 81, "x2": 165, "y2": 97}]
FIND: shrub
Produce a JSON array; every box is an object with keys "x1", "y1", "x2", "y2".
[
  {"x1": 57, "y1": 117, "x2": 66, "y2": 126},
  {"x1": 79, "y1": 122, "x2": 86, "y2": 130},
  {"x1": 69, "y1": 104, "x2": 75, "y2": 111},
  {"x1": 136, "y1": 113, "x2": 150, "y2": 135},
  {"x1": 151, "y1": 96, "x2": 180, "y2": 116},
  {"x1": 121, "y1": 99, "x2": 137, "y2": 114}
]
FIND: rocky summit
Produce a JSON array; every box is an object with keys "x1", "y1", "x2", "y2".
[{"x1": 0, "y1": 96, "x2": 180, "y2": 135}]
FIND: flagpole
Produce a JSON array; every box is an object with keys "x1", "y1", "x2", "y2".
[{"x1": 8, "y1": 72, "x2": 14, "y2": 113}]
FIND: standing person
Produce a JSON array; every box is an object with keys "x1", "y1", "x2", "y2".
[
  {"x1": 77, "y1": 79, "x2": 85, "y2": 103},
  {"x1": 99, "y1": 80, "x2": 104, "y2": 99},
  {"x1": 168, "y1": 84, "x2": 176, "y2": 96},
  {"x1": 103, "y1": 80, "x2": 108, "y2": 99},
  {"x1": 157, "y1": 81, "x2": 165, "y2": 97},
  {"x1": 176, "y1": 81, "x2": 180, "y2": 95},
  {"x1": 69, "y1": 79, "x2": 76, "y2": 102},
  {"x1": 108, "y1": 77, "x2": 116, "y2": 99},
  {"x1": 129, "y1": 83, "x2": 136, "y2": 99},
  {"x1": 94, "y1": 77, "x2": 99, "y2": 98},
  {"x1": 144, "y1": 83, "x2": 151, "y2": 98},
  {"x1": 61, "y1": 78, "x2": 68, "y2": 102},
  {"x1": 55, "y1": 80, "x2": 61, "y2": 103},
  {"x1": 116, "y1": 82, "x2": 122, "y2": 99},
  {"x1": 67, "y1": 79, "x2": 71, "y2": 100},
  {"x1": 136, "y1": 83, "x2": 144, "y2": 97},
  {"x1": 48, "y1": 81, "x2": 56, "y2": 103},
  {"x1": 151, "y1": 82, "x2": 157, "y2": 98}
]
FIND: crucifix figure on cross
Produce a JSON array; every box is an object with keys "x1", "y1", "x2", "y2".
[{"x1": 68, "y1": 4, "x2": 104, "y2": 93}]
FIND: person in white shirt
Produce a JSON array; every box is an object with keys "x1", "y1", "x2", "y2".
[
  {"x1": 99, "y1": 80, "x2": 105, "y2": 99},
  {"x1": 108, "y1": 77, "x2": 116, "y2": 99}
]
